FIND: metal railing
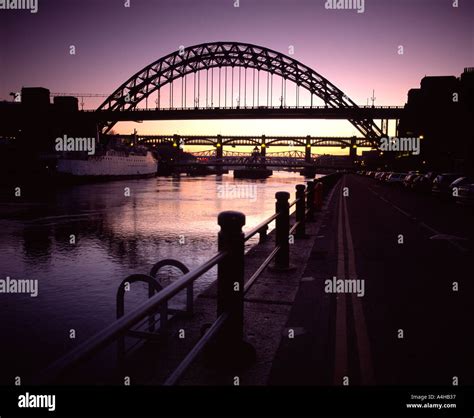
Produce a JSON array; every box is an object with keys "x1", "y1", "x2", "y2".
[
  {"x1": 38, "y1": 172, "x2": 341, "y2": 385},
  {"x1": 38, "y1": 252, "x2": 226, "y2": 383}
]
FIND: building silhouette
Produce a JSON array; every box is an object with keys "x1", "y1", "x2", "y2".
[{"x1": 398, "y1": 67, "x2": 474, "y2": 174}]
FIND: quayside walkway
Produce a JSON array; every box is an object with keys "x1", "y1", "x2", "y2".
[{"x1": 39, "y1": 174, "x2": 473, "y2": 386}]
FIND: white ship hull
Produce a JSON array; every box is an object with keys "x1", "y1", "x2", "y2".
[{"x1": 57, "y1": 151, "x2": 158, "y2": 179}]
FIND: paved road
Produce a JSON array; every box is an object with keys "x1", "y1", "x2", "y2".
[{"x1": 269, "y1": 174, "x2": 473, "y2": 385}]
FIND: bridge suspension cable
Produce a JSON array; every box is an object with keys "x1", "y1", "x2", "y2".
[{"x1": 97, "y1": 41, "x2": 384, "y2": 144}]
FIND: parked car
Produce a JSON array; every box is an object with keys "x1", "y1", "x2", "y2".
[
  {"x1": 374, "y1": 172, "x2": 383, "y2": 180},
  {"x1": 432, "y1": 173, "x2": 463, "y2": 198},
  {"x1": 409, "y1": 174, "x2": 425, "y2": 190},
  {"x1": 456, "y1": 181, "x2": 474, "y2": 205},
  {"x1": 449, "y1": 177, "x2": 473, "y2": 200},
  {"x1": 386, "y1": 172, "x2": 407, "y2": 185},
  {"x1": 413, "y1": 172, "x2": 438, "y2": 193},
  {"x1": 381, "y1": 172, "x2": 393, "y2": 182},
  {"x1": 380, "y1": 171, "x2": 388, "y2": 179},
  {"x1": 403, "y1": 173, "x2": 419, "y2": 188}
]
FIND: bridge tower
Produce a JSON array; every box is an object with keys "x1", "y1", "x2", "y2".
[
  {"x1": 261, "y1": 135, "x2": 266, "y2": 157},
  {"x1": 305, "y1": 135, "x2": 312, "y2": 163},
  {"x1": 216, "y1": 134, "x2": 223, "y2": 159}
]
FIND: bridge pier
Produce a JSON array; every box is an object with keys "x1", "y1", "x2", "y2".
[
  {"x1": 216, "y1": 134, "x2": 223, "y2": 159},
  {"x1": 261, "y1": 135, "x2": 266, "y2": 157},
  {"x1": 350, "y1": 136, "x2": 357, "y2": 160},
  {"x1": 305, "y1": 135, "x2": 312, "y2": 163},
  {"x1": 173, "y1": 134, "x2": 180, "y2": 149}
]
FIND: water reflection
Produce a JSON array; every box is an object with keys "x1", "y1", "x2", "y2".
[{"x1": 0, "y1": 171, "x2": 312, "y2": 381}]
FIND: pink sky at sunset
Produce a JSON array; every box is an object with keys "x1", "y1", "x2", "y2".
[{"x1": 1, "y1": 0, "x2": 472, "y2": 154}]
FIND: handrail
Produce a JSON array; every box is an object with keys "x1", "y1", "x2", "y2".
[
  {"x1": 38, "y1": 173, "x2": 342, "y2": 385},
  {"x1": 39, "y1": 251, "x2": 226, "y2": 383},
  {"x1": 165, "y1": 243, "x2": 280, "y2": 386},
  {"x1": 244, "y1": 196, "x2": 299, "y2": 243},
  {"x1": 289, "y1": 221, "x2": 300, "y2": 235},
  {"x1": 163, "y1": 312, "x2": 229, "y2": 386},
  {"x1": 244, "y1": 212, "x2": 278, "y2": 241},
  {"x1": 164, "y1": 174, "x2": 341, "y2": 385},
  {"x1": 289, "y1": 197, "x2": 299, "y2": 208},
  {"x1": 243, "y1": 246, "x2": 280, "y2": 295}
]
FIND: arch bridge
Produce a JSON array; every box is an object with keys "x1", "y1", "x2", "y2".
[{"x1": 97, "y1": 42, "x2": 400, "y2": 145}]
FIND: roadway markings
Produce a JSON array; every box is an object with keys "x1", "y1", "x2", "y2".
[
  {"x1": 418, "y1": 222, "x2": 438, "y2": 234},
  {"x1": 430, "y1": 233, "x2": 467, "y2": 241},
  {"x1": 366, "y1": 185, "x2": 468, "y2": 253},
  {"x1": 429, "y1": 233, "x2": 469, "y2": 253},
  {"x1": 333, "y1": 176, "x2": 375, "y2": 385},
  {"x1": 368, "y1": 186, "x2": 414, "y2": 218},
  {"x1": 342, "y1": 186, "x2": 375, "y2": 385},
  {"x1": 389, "y1": 203, "x2": 414, "y2": 219},
  {"x1": 333, "y1": 186, "x2": 348, "y2": 385}
]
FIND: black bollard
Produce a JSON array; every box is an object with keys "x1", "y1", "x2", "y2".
[
  {"x1": 274, "y1": 191, "x2": 290, "y2": 269},
  {"x1": 217, "y1": 211, "x2": 246, "y2": 344},
  {"x1": 208, "y1": 211, "x2": 256, "y2": 370},
  {"x1": 306, "y1": 180, "x2": 315, "y2": 221}
]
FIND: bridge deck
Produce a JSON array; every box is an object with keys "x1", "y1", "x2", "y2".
[{"x1": 90, "y1": 106, "x2": 404, "y2": 121}]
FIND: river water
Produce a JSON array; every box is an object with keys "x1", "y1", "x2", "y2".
[{"x1": 0, "y1": 171, "x2": 315, "y2": 382}]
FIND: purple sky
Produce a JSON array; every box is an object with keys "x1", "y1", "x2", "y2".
[{"x1": 1, "y1": 0, "x2": 473, "y2": 139}]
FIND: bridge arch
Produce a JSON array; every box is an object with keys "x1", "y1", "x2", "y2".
[
  {"x1": 98, "y1": 41, "x2": 382, "y2": 143},
  {"x1": 182, "y1": 138, "x2": 216, "y2": 147},
  {"x1": 266, "y1": 138, "x2": 306, "y2": 147},
  {"x1": 312, "y1": 138, "x2": 350, "y2": 147},
  {"x1": 223, "y1": 138, "x2": 260, "y2": 147}
]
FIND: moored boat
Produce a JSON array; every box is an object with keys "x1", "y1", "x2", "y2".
[{"x1": 56, "y1": 147, "x2": 158, "y2": 180}]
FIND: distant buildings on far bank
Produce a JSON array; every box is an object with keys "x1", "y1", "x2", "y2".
[{"x1": 394, "y1": 67, "x2": 474, "y2": 173}]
